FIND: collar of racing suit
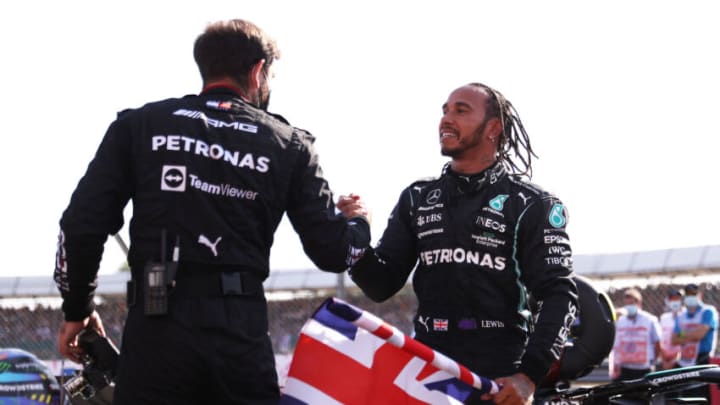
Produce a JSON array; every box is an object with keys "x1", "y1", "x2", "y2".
[
  {"x1": 442, "y1": 161, "x2": 507, "y2": 195},
  {"x1": 200, "y1": 83, "x2": 245, "y2": 97}
]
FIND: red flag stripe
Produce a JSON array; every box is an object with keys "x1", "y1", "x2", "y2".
[{"x1": 287, "y1": 334, "x2": 434, "y2": 405}]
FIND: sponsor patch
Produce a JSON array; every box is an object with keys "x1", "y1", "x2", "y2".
[
  {"x1": 549, "y1": 203, "x2": 566, "y2": 228},
  {"x1": 475, "y1": 216, "x2": 507, "y2": 233},
  {"x1": 417, "y1": 228, "x2": 444, "y2": 239},
  {"x1": 416, "y1": 213, "x2": 442, "y2": 227},
  {"x1": 417, "y1": 203, "x2": 443, "y2": 212},
  {"x1": 161, "y1": 165, "x2": 186, "y2": 192},
  {"x1": 419, "y1": 249, "x2": 506, "y2": 270},
  {"x1": 433, "y1": 319, "x2": 448, "y2": 331},
  {"x1": 471, "y1": 233, "x2": 507, "y2": 248},
  {"x1": 152, "y1": 134, "x2": 270, "y2": 173},
  {"x1": 188, "y1": 173, "x2": 258, "y2": 200},
  {"x1": 489, "y1": 194, "x2": 509, "y2": 211},
  {"x1": 205, "y1": 100, "x2": 235, "y2": 111},
  {"x1": 426, "y1": 189, "x2": 442, "y2": 204},
  {"x1": 173, "y1": 109, "x2": 258, "y2": 133}
]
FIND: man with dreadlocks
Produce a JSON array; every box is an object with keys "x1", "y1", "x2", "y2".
[{"x1": 341, "y1": 83, "x2": 578, "y2": 405}]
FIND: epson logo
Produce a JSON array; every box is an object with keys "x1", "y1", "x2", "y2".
[
  {"x1": 544, "y1": 235, "x2": 569, "y2": 244},
  {"x1": 419, "y1": 249, "x2": 506, "y2": 271}
]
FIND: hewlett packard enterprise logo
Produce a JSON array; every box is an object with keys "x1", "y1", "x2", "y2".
[{"x1": 161, "y1": 165, "x2": 186, "y2": 192}]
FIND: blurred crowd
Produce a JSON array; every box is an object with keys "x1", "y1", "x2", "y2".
[
  {"x1": 2, "y1": 282, "x2": 719, "y2": 369},
  {"x1": 610, "y1": 283, "x2": 720, "y2": 400},
  {"x1": 0, "y1": 288, "x2": 418, "y2": 360}
]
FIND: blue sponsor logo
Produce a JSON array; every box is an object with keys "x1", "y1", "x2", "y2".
[
  {"x1": 489, "y1": 194, "x2": 509, "y2": 211},
  {"x1": 549, "y1": 203, "x2": 566, "y2": 228}
]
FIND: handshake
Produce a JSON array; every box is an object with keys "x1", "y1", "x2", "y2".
[{"x1": 336, "y1": 193, "x2": 371, "y2": 224}]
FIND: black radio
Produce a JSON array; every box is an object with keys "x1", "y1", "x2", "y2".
[{"x1": 142, "y1": 229, "x2": 179, "y2": 316}]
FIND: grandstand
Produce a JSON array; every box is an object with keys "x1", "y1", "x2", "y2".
[{"x1": 1, "y1": 244, "x2": 720, "y2": 384}]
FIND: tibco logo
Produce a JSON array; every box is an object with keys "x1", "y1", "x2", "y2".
[{"x1": 161, "y1": 165, "x2": 186, "y2": 192}]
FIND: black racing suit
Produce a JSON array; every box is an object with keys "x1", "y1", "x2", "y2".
[
  {"x1": 350, "y1": 162, "x2": 577, "y2": 387},
  {"x1": 54, "y1": 87, "x2": 370, "y2": 404}
]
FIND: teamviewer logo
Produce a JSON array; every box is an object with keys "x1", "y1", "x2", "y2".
[{"x1": 161, "y1": 165, "x2": 186, "y2": 192}]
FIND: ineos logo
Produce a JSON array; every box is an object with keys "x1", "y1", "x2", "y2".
[
  {"x1": 161, "y1": 165, "x2": 186, "y2": 192},
  {"x1": 426, "y1": 189, "x2": 442, "y2": 204}
]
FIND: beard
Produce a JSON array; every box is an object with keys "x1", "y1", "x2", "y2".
[{"x1": 441, "y1": 119, "x2": 488, "y2": 158}]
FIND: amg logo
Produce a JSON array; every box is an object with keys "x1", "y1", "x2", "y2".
[
  {"x1": 173, "y1": 109, "x2": 258, "y2": 133},
  {"x1": 152, "y1": 135, "x2": 270, "y2": 173},
  {"x1": 417, "y1": 203, "x2": 444, "y2": 212},
  {"x1": 419, "y1": 249, "x2": 506, "y2": 270}
]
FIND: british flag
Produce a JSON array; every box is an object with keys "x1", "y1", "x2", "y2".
[
  {"x1": 433, "y1": 319, "x2": 449, "y2": 332},
  {"x1": 280, "y1": 297, "x2": 498, "y2": 404}
]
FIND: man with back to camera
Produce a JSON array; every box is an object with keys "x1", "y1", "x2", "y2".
[
  {"x1": 672, "y1": 283, "x2": 718, "y2": 400},
  {"x1": 54, "y1": 19, "x2": 371, "y2": 404},
  {"x1": 339, "y1": 83, "x2": 578, "y2": 405},
  {"x1": 610, "y1": 288, "x2": 662, "y2": 381}
]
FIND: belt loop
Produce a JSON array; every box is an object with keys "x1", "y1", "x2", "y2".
[
  {"x1": 221, "y1": 272, "x2": 244, "y2": 295},
  {"x1": 126, "y1": 279, "x2": 136, "y2": 307}
]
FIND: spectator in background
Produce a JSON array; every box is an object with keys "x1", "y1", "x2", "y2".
[
  {"x1": 672, "y1": 283, "x2": 718, "y2": 400},
  {"x1": 659, "y1": 288, "x2": 684, "y2": 370},
  {"x1": 610, "y1": 288, "x2": 662, "y2": 381}
]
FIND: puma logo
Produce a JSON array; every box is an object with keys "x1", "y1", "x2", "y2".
[
  {"x1": 417, "y1": 315, "x2": 430, "y2": 333},
  {"x1": 198, "y1": 234, "x2": 222, "y2": 257}
]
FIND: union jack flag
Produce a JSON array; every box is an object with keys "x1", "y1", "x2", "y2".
[
  {"x1": 280, "y1": 297, "x2": 498, "y2": 404},
  {"x1": 433, "y1": 319, "x2": 449, "y2": 332}
]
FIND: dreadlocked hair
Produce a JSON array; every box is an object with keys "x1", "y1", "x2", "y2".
[{"x1": 468, "y1": 83, "x2": 538, "y2": 179}]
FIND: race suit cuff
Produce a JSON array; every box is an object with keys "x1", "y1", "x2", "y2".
[
  {"x1": 518, "y1": 354, "x2": 550, "y2": 387},
  {"x1": 62, "y1": 297, "x2": 96, "y2": 322},
  {"x1": 349, "y1": 215, "x2": 370, "y2": 231},
  {"x1": 347, "y1": 215, "x2": 371, "y2": 247}
]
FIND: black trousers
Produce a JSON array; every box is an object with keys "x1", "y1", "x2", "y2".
[{"x1": 113, "y1": 295, "x2": 279, "y2": 405}]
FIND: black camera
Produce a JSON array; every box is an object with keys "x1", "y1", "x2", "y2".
[{"x1": 63, "y1": 328, "x2": 119, "y2": 402}]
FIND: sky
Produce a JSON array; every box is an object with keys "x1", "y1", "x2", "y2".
[{"x1": 1, "y1": 1, "x2": 719, "y2": 279}]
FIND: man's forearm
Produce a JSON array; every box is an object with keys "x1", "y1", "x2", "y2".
[{"x1": 680, "y1": 326, "x2": 710, "y2": 342}]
